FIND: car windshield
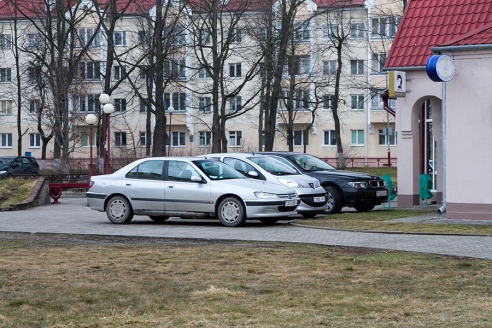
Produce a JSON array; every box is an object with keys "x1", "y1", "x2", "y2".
[
  {"x1": 289, "y1": 154, "x2": 336, "y2": 172},
  {"x1": 193, "y1": 159, "x2": 246, "y2": 180},
  {"x1": 0, "y1": 157, "x2": 13, "y2": 166},
  {"x1": 247, "y1": 156, "x2": 297, "y2": 176}
]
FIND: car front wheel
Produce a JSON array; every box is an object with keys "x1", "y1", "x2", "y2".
[
  {"x1": 217, "y1": 197, "x2": 246, "y2": 227},
  {"x1": 106, "y1": 196, "x2": 134, "y2": 224},
  {"x1": 325, "y1": 186, "x2": 343, "y2": 214}
]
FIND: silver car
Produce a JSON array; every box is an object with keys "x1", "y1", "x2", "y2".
[
  {"x1": 201, "y1": 153, "x2": 328, "y2": 217},
  {"x1": 86, "y1": 157, "x2": 300, "y2": 227}
]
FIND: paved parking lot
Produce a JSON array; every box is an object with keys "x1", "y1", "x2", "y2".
[{"x1": 1, "y1": 197, "x2": 492, "y2": 260}]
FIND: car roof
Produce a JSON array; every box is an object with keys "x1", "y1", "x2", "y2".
[{"x1": 202, "y1": 153, "x2": 269, "y2": 159}]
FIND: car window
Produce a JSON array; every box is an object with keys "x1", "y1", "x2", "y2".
[
  {"x1": 223, "y1": 158, "x2": 255, "y2": 176},
  {"x1": 290, "y1": 154, "x2": 336, "y2": 172},
  {"x1": 0, "y1": 158, "x2": 13, "y2": 165},
  {"x1": 167, "y1": 160, "x2": 200, "y2": 182},
  {"x1": 194, "y1": 159, "x2": 245, "y2": 180},
  {"x1": 125, "y1": 160, "x2": 164, "y2": 180},
  {"x1": 21, "y1": 158, "x2": 31, "y2": 165},
  {"x1": 269, "y1": 156, "x2": 301, "y2": 173},
  {"x1": 247, "y1": 156, "x2": 297, "y2": 175}
]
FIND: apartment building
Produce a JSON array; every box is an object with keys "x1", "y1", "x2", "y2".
[{"x1": 0, "y1": 0, "x2": 402, "y2": 168}]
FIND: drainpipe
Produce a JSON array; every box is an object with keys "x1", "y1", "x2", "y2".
[{"x1": 437, "y1": 81, "x2": 446, "y2": 215}]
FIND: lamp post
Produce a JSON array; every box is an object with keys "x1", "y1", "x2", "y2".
[
  {"x1": 99, "y1": 93, "x2": 115, "y2": 174},
  {"x1": 85, "y1": 113, "x2": 97, "y2": 178},
  {"x1": 167, "y1": 106, "x2": 174, "y2": 156}
]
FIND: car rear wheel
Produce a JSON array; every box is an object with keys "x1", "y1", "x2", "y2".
[
  {"x1": 259, "y1": 218, "x2": 279, "y2": 224},
  {"x1": 217, "y1": 197, "x2": 246, "y2": 227},
  {"x1": 324, "y1": 186, "x2": 343, "y2": 214},
  {"x1": 149, "y1": 216, "x2": 169, "y2": 222},
  {"x1": 354, "y1": 204, "x2": 375, "y2": 212},
  {"x1": 106, "y1": 196, "x2": 134, "y2": 224}
]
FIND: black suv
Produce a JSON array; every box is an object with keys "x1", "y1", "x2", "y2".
[
  {"x1": 0, "y1": 156, "x2": 40, "y2": 176},
  {"x1": 260, "y1": 152, "x2": 389, "y2": 214}
]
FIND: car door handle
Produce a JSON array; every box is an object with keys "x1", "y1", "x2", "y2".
[{"x1": 168, "y1": 185, "x2": 174, "y2": 189}]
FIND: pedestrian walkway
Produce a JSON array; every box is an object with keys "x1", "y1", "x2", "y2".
[{"x1": 1, "y1": 197, "x2": 492, "y2": 260}]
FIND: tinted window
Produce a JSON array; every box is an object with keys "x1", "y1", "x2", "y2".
[{"x1": 126, "y1": 160, "x2": 164, "y2": 180}]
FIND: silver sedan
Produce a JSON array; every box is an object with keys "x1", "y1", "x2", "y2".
[{"x1": 86, "y1": 157, "x2": 300, "y2": 227}]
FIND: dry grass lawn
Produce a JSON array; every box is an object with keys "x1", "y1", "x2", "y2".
[{"x1": 1, "y1": 233, "x2": 491, "y2": 327}]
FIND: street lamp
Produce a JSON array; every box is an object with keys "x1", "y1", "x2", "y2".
[
  {"x1": 85, "y1": 113, "x2": 97, "y2": 178},
  {"x1": 167, "y1": 106, "x2": 174, "y2": 156},
  {"x1": 99, "y1": 93, "x2": 115, "y2": 174}
]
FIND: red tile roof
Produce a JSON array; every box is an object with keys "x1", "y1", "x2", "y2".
[{"x1": 385, "y1": 0, "x2": 492, "y2": 69}]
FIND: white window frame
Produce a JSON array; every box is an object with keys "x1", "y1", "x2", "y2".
[
  {"x1": 0, "y1": 68, "x2": 11, "y2": 82},
  {"x1": 292, "y1": 130, "x2": 306, "y2": 146},
  {"x1": 115, "y1": 132, "x2": 127, "y2": 147},
  {"x1": 294, "y1": 21, "x2": 310, "y2": 41},
  {"x1": 351, "y1": 94, "x2": 364, "y2": 110},
  {"x1": 75, "y1": 94, "x2": 99, "y2": 113},
  {"x1": 78, "y1": 27, "x2": 101, "y2": 48},
  {"x1": 80, "y1": 61, "x2": 100, "y2": 80},
  {"x1": 114, "y1": 65, "x2": 127, "y2": 80},
  {"x1": 350, "y1": 23, "x2": 365, "y2": 39},
  {"x1": 323, "y1": 60, "x2": 336, "y2": 75},
  {"x1": 322, "y1": 24, "x2": 337, "y2": 39},
  {"x1": 114, "y1": 31, "x2": 126, "y2": 46},
  {"x1": 29, "y1": 133, "x2": 41, "y2": 148},
  {"x1": 229, "y1": 96, "x2": 242, "y2": 112},
  {"x1": 199, "y1": 97, "x2": 211, "y2": 113},
  {"x1": 323, "y1": 130, "x2": 337, "y2": 146},
  {"x1": 199, "y1": 67, "x2": 210, "y2": 78},
  {"x1": 164, "y1": 92, "x2": 186, "y2": 111},
  {"x1": 0, "y1": 100, "x2": 12, "y2": 114},
  {"x1": 1, "y1": 133, "x2": 12, "y2": 147},
  {"x1": 232, "y1": 28, "x2": 242, "y2": 43},
  {"x1": 323, "y1": 95, "x2": 334, "y2": 110},
  {"x1": 170, "y1": 131, "x2": 186, "y2": 147},
  {"x1": 351, "y1": 129, "x2": 364, "y2": 146},
  {"x1": 114, "y1": 98, "x2": 126, "y2": 112},
  {"x1": 0, "y1": 34, "x2": 12, "y2": 49},
  {"x1": 229, "y1": 131, "x2": 242, "y2": 147},
  {"x1": 379, "y1": 128, "x2": 397, "y2": 146},
  {"x1": 371, "y1": 53, "x2": 387, "y2": 73},
  {"x1": 164, "y1": 59, "x2": 186, "y2": 79},
  {"x1": 81, "y1": 131, "x2": 97, "y2": 147},
  {"x1": 229, "y1": 63, "x2": 242, "y2": 78},
  {"x1": 198, "y1": 131, "x2": 211, "y2": 147},
  {"x1": 371, "y1": 16, "x2": 399, "y2": 38},
  {"x1": 350, "y1": 60, "x2": 364, "y2": 75},
  {"x1": 29, "y1": 99, "x2": 41, "y2": 114}
]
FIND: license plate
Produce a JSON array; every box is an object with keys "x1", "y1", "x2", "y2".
[
  {"x1": 377, "y1": 190, "x2": 388, "y2": 197},
  {"x1": 285, "y1": 200, "x2": 298, "y2": 207},
  {"x1": 313, "y1": 196, "x2": 326, "y2": 203}
]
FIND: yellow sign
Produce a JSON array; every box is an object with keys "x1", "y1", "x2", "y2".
[{"x1": 388, "y1": 71, "x2": 406, "y2": 98}]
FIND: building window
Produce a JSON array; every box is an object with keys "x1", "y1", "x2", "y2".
[
  {"x1": 350, "y1": 60, "x2": 364, "y2": 75},
  {"x1": 114, "y1": 31, "x2": 126, "y2": 46},
  {"x1": 29, "y1": 99, "x2": 41, "y2": 114},
  {"x1": 0, "y1": 100, "x2": 12, "y2": 114},
  {"x1": 81, "y1": 131, "x2": 96, "y2": 147},
  {"x1": 139, "y1": 132, "x2": 150, "y2": 146},
  {"x1": 323, "y1": 60, "x2": 336, "y2": 75},
  {"x1": 114, "y1": 98, "x2": 126, "y2": 112},
  {"x1": 372, "y1": 16, "x2": 399, "y2": 38},
  {"x1": 322, "y1": 24, "x2": 337, "y2": 39},
  {"x1": 229, "y1": 96, "x2": 242, "y2": 112},
  {"x1": 232, "y1": 28, "x2": 242, "y2": 43},
  {"x1": 169, "y1": 131, "x2": 186, "y2": 147},
  {"x1": 28, "y1": 66, "x2": 41, "y2": 82},
  {"x1": 199, "y1": 29, "x2": 210, "y2": 44},
  {"x1": 350, "y1": 23, "x2": 365, "y2": 39},
  {"x1": 285, "y1": 56, "x2": 310, "y2": 76},
  {"x1": 27, "y1": 33, "x2": 41, "y2": 48},
  {"x1": 0, "y1": 68, "x2": 12, "y2": 82},
  {"x1": 283, "y1": 90, "x2": 308, "y2": 110},
  {"x1": 229, "y1": 63, "x2": 242, "y2": 78},
  {"x1": 74, "y1": 94, "x2": 99, "y2": 113},
  {"x1": 170, "y1": 26, "x2": 186, "y2": 46},
  {"x1": 78, "y1": 28, "x2": 101, "y2": 47},
  {"x1": 292, "y1": 130, "x2": 307, "y2": 146},
  {"x1": 114, "y1": 65, "x2": 127, "y2": 80},
  {"x1": 0, "y1": 34, "x2": 12, "y2": 49},
  {"x1": 199, "y1": 97, "x2": 211, "y2": 113},
  {"x1": 229, "y1": 131, "x2": 242, "y2": 147},
  {"x1": 164, "y1": 92, "x2": 186, "y2": 111},
  {"x1": 164, "y1": 59, "x2": 186, "y2": 79},
  {"x1": 198, "y1": 131, "x2": 211, "y2": 147},
  {"x1": 294, "y1": 21, "x2": 310, "y2": 41},
  {"x1": 323, "y1": 95, "x2": 334, "y2": 110},
  {"x1": 138, "y1": 30, "x2": 148, "y2": 45},
  {"x1": 140, "y1": 66, "x2": 149, "y2": 79},
  {"x1": 372, "y1": 53, "x2": 387, "y2": 73},
  {"x1": 351, "y1": 129, "x2": 364, "y2": 146},
  {"x1": 79, "y1": 61, "x2": 100, "y2": 80},
  {"x1": 323, "y1": 130, "x2": 336, "y2": 146},
  {"x1": 140, "y1": 98, "x2": 149, "y2": 112},
  {"x1": 0, "y1": 133, "x2": 12, "y2": 147},
  {"x1": 199, "y1": 67, "x2": 210, "y2": 78},
  {"x1": 379, "y1": 128, "x2": 397, "y2": 145},
  {"x1": 115, "y1": 132, "x2": 127, "y2": 146},
  {"x1": 351, "y1": 94, "x2": 364, "y2": 110}
]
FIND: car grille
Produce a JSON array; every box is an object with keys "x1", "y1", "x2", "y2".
[
  {"x1": 369, "y1": 180, "x2": 385, "y2": 188},
  {"x1": 278, "y1": 193, "x2": 298, "y2": 199},
  {"x1": 299, "y1": 194, "x2": 328, "y2": 207}
]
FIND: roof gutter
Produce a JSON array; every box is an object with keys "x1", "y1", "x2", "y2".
[
  {"x1": 382, "y1": 66, "x2": 426, "y2": 72},
  {"x1": 430, "y1": 44, "x2": 492, "y2": 53}
]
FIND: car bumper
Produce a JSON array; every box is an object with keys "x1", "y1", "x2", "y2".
[
  {"x1": 342, "y1": 187, "x2": 389, "y2": 207},
  {"x1": 86, "y1": 192, "x2": 107, "y2": 212},
  {"x1": 244, "y1": 199, "x2": 299, "y2": 218},
  {"x1": 294, "y1": 187, "x2": 329, "y2": 213}
]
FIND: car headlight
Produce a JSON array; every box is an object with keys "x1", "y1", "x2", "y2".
[
  {"x1": 348, "y1": 181, "x2": 368, "y2": 189},
  {"x1": 254, "y1": 192, "x2": 280, "y2": 199},
  {"x1": 0, "y1": 170, "x2": 6, "y2": 175},
  {"x1": 277, "y1": 178, "x2": 302, "y2": 188}
]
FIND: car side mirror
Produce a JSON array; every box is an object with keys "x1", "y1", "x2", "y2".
[
  {"x1": 247, "y1": 170, "x2": 259, "y2": 178},
  {"x1": 191, "y1": 176, "x2": 203, "y2": 183}
]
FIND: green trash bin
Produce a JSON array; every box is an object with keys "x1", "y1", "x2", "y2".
[
  {"x1": 419, "y1": 174, "x2": 433, "y2": 200},
  {"x1": 381, "y1": 175, "x2": 396, "y2": 201}
]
